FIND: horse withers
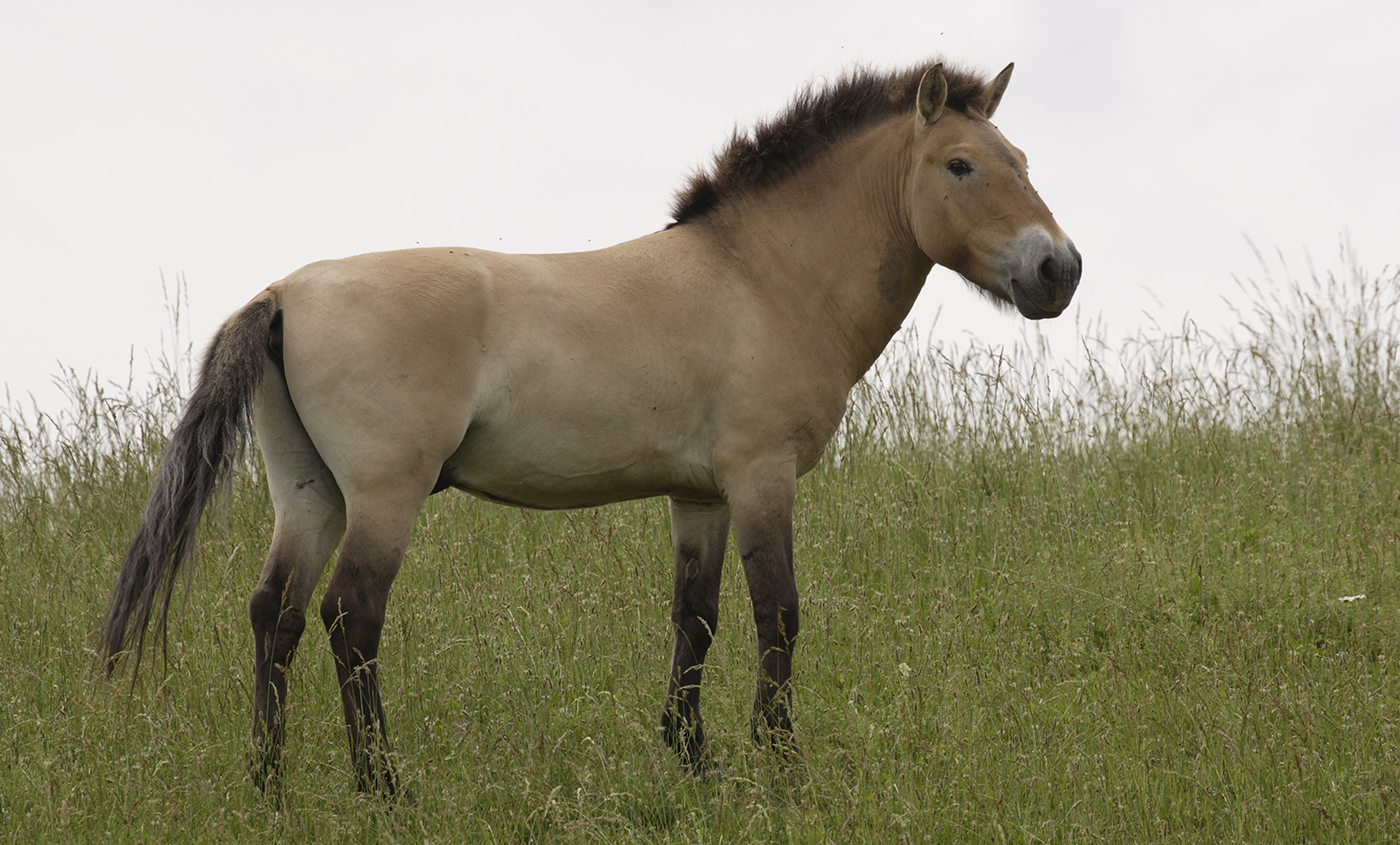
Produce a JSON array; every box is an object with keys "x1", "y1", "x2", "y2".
[{"x1": 100, "y1": 60, "x2": 1080, "y2": 794}]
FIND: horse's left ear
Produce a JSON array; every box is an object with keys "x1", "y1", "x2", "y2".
[{"x1": 979, "y1": 63, "x2": 1014, "y2": 118}]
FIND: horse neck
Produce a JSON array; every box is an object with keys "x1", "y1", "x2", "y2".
[{"x1": 707, "y1": 116, "x2": 933, "y2": 385}]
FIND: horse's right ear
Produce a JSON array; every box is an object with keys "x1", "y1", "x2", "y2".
[{"x1": 917, "y1": 64, "x2": 947, "y2": 127}]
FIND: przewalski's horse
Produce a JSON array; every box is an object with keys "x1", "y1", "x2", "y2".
[{"x1": 100, "y1": 60, "x2": 1080, "y2": 794}]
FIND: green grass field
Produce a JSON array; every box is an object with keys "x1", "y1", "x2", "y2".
[{"x1": 3, "y1": 256, "x2": 1398, "y2": 842}]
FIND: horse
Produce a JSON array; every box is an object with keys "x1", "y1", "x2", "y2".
[{"x1": 99, "y1": 59, "x2": 1081, "y2": 795}]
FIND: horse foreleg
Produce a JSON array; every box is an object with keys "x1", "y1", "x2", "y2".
[
  {"x1": 319, "y1": 509, "x2": 416, "y2": 796},
  {"x1": 661, "y1": 498, "x2": 730, "y2": 771},
  {"x1": 729, "y1": 470, "x2": 800, "y2": 759}
]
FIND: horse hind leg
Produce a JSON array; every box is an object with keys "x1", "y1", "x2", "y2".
[
  {"x1": 248, "y1": 507, "x2": 343, "y2": 791},
  {"x1": 248, "y1": 364, "x2": 346, "y2": 793},
  {"x1": 319, "y1": 491, "x2": 429, "y2": 797},
  {"x1": 661, "y1": 498, "x2": 730, "y2": 772}
]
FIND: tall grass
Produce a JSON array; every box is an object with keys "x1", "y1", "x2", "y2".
[{"x1": 1, "y1": 253, "x2": 1397, "y2": 842}]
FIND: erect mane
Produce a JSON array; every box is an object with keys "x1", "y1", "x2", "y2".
[{"x1": 669, "y1": 60, "x2": 990, "y2": 226}]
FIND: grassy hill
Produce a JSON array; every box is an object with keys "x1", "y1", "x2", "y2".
[{"x1": 2, "y1": 256, "x2": 1397, "y2": 842}]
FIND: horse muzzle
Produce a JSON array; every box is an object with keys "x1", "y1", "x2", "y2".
[{"x1": 1002, "y1": 228, "x2": 1081, "y2": 320}]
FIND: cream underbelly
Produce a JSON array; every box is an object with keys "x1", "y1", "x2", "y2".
[{"x1": 435, "y1": 420, "x2": 719, "y2": 510}]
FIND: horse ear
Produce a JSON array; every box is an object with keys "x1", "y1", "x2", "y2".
[
  {"x1": 979, "y1": 62, "x2": 1014, "y2": 118},
  {"x1": 917, "y1": 64, "x2": 948, "y2": 126}
]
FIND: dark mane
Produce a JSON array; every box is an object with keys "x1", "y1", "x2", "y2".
[{"x1": 670, "y1": 61, "x2": 990, "y2": 226}]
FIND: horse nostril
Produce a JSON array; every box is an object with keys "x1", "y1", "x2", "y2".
[{"x1": 1040, "y1": 252, "x2": 1082, "y2": 288}]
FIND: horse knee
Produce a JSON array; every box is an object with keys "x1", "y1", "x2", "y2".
[
  {"x1": 319, "y1": 590, "x2": 358, "y2": 640},
  {"x1": 672, "y1": 617, "x2": 717, "y2": 667},
  {"x1": 753, "y1": 599, "x2": 799, "y2": 648},
  {"x1": 673, "y1": 596, "x2": 719, "y2": 634},
  {"x1": 320, "y1": 589, "x2": 384, "y2": 659},
  {"x1": 249, "y1": 582, "x2": 306, "y2": 655},
  {"x1": 319, "y1": 591, "x2": 341, "y2": 634}
]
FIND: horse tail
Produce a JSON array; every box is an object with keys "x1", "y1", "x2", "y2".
[{"x1": 99, "y1": 289, "x2": 281, "y2": 678}]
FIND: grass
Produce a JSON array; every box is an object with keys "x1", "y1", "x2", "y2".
[{"x1": 2, "y1": 251, "x2": 1398, "y2": 842}]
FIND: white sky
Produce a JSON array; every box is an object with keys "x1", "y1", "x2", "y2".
[{"x1": 3, "y1": 0, "x2": 1397, "y2": 413}]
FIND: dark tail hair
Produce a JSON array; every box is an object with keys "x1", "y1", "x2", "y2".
[{"x1": 99, "y1": 290, "x2": 280, "y2": 677}]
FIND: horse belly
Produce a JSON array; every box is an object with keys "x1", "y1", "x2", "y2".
[
  {"x1": 441, "y1": 419, "x2": 717, "y2": 509},
  {"x1": 437, "y1": 356, "x2": 721, "y2": 510}
]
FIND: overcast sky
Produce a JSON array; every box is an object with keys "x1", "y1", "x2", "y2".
[{"x1": 3, "y1": 0, "x2": 1396, "y2": 414}]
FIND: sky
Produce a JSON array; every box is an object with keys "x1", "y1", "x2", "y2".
[{"x1": 3, "y1": 0, "x2": 1397, "y2": 415}]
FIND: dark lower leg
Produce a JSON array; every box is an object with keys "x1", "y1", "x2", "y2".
[
  {"x1": 663, "y1": 614, "x2": 716, "y2": 768},
  {"x1": 750, "y1": 602, "x2": 799, "y2": 748},
  {"x1": 249, "y1": 584, "x2": 307, "y2": 791},
  {"x1": 321, "y1": 594, "x2": 398, "y2": 795},
  {"x1": 660, "y1": 500, "x2": 727, "y2": 771},
  {"x1": 731, "y1": 482, "x2": 800, "y2": 758}
]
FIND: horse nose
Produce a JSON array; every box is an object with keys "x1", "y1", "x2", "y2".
[{"x1": 1038, "y1": 242, "x2": 1082, "y2": 298}]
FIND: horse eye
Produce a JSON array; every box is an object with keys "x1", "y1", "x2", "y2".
[{"x1": 948, "y1": 159, "x2": 972, "y2": 177}]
